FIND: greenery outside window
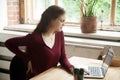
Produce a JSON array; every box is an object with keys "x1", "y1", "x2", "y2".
[
  {"x1": 96, "y1": 0, "x2": 110, "y2": 25},
  {"x1": 58, "y1": 0, "x2": 80, "y2": 24},
  {"x1": 116, "y1": 0, "x2": 120, "y2": 25}
]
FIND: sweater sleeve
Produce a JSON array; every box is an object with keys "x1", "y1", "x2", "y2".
[
  {"x1": 59, "y1": 31, "x2": 73, "y2": 71},
  {"x1": 5, "y1": 34, "x2": 32, "y2": 63}
]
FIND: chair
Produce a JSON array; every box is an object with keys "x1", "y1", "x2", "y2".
[{"x1": 10, "y1": 56, "x2": 27, "y2": 80}]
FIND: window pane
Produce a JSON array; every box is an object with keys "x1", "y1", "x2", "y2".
[
  {"x1": 58, "y1": 0, "x2": 80, "y2": 23},
  {"x1": 115, "y1": 0, "x2": 120, "y2": 25},
  {"x1": 95, "y1": 0, "x2": 110, "y2": 25},
  {"x1": 33, "y1": 0, "x2": 54, "y2": 20},
  {"x1": 58, "y1": 0, "x2": 111, "y2": 25}
]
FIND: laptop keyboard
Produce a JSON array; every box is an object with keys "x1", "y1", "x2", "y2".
[{"x1": 88, "y1": 66, "x2": 102, "y2": 76}]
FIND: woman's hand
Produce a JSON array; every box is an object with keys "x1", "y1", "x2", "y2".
[
  {"x1": 26, "y1": 61, "x2": 33, "y2": 74},
  {"x1": 69, "y1": 66, "x2": 74, "y2": 74},
  {"x1": 84, "y1": 68, "x2": 89, "y2": 75}
]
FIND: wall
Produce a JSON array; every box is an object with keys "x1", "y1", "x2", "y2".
[
  {"x1": 0, "y1": 0, "x2": 7, "y2": 28},
  {"x1": 65, "y1": 44, "x2": 103, "y2": 59},
  {"x1": 7, "y1": 0, "x2": 20, "y2": 25}
]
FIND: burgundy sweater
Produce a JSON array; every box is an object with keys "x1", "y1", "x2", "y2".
[{"x1": 5, "y1": 31, "x2": 73, "y2": 79}]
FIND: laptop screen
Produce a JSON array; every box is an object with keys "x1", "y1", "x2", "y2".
[{"x1": 102, "y1": 47, "x2": 114, "y2": 75}]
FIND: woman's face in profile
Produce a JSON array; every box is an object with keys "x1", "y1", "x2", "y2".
[{"x1": 50, "y1": 14, "x2": 65, "y2": 32}]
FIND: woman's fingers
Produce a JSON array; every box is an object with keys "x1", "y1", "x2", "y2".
[
  {"x1": 26, "y1": 61, "x2": 33, "y2": 73},
  {"x1": 84, "y1": 68, "x2": 89, "y2": 75}
]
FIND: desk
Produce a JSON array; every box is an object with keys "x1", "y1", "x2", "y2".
[{"x1": 30, "y1": 56, "x2": 120, "y2": 80}]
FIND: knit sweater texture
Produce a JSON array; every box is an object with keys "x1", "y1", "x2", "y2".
[{"x1": 5, "y1": 31, "x2": 72, "y2": 79}]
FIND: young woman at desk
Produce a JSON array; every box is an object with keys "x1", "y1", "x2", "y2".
[{"x1": 5, "y1": 5, "x2": 75, "y2": 80}]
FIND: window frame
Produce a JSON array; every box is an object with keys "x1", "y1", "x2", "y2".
[
  {"x1": 20, "y1": 0, "x2": 120, "y2": 27},
  {"x1": 110, "y1": 0, "x2": 116, "y2": 26}
]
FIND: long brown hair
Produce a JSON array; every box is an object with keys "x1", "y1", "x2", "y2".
[{"x1": 33, "y1": 5, "x2": 65, "y2": 34}]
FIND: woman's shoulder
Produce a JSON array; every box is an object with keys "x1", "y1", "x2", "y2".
[
  {"x1": 56, "y1": 31, "x2": 64, "y2": 36},
  {"x1": 30, "y1": 32, "x2": 43, "y2": 41},
  {"x1": 55, "y1": 31, "x2": 64, "y2": 41},
  {"x1": 29, "y1": 32, "x2": 42, "y2": 37}
]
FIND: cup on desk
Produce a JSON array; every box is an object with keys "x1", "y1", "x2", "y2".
[{"x1": 74, "y1": 68, "x2": 84, "y2": 80}]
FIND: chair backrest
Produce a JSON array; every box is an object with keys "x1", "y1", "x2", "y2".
[{"x1": 10, "y1": 56, "x2": 27, "y2": 80}]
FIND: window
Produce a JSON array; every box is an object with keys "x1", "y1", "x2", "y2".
[
  {"x1": 24, "y1": 0, "x2": 54, "y2": 24},
  {"x1": 96, "y1": 0, "x2": 110, "y2": 25},
  {"x1": 32, "y1": 0, "x2": 55, "y2": 21},
  {"x1": 3, "y1": 0, "x2": 120, "y2": 30},
  {"x1": 58, "y1": 0, "x2": 80, "y2": 23},
  {"x1": 116, "y1": 0, "x2": 120, "y2": 25},
  {"x1": 23, "y1": 0, "x2": 120, "y2": 27}
]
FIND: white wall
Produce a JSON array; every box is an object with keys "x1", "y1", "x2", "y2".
[{"x1": 0, "y1": 0, "x2": 8, "y2": 29}]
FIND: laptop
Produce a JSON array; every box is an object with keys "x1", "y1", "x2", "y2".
[{"x1": 84, "y1": 47, "x2": 114, "y2": 78}]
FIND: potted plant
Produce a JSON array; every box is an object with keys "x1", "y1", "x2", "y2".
[{"x1": 75, "y1": 0, "x2": 99, "y2": 33}]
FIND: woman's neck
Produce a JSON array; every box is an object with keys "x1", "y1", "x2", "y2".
[
  {"x1": 42, "y1": 30, "x2": 55, "y2": 49},
  {"x1": 42, "y1": 31, "x2": 55, "y2": 37}
]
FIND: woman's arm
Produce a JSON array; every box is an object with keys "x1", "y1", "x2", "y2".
[
  {"x1": 59, "y1": 31, "x2": 73, "y2": 72},
  {"x1": 5, "y1": 34, "x2": 31, "y2": 62}
]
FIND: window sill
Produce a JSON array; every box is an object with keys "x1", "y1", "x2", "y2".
[
  {"x1": 63, "y1": 26, "x2": 120, "y2": 41},
  {"x1": 4, "y1": 24, "x2": 36, "y2": 32},
  {"x1": 1, "y1": 24, "x2": 120, "y2": 47}
]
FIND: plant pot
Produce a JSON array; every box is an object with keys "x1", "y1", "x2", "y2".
[{"x1": 80, "y1": 16, "x2": 97, "y2": 33}]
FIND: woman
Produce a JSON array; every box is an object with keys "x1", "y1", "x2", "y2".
[{"x1": 5, "y1": 5, "x2": 74, "y2": 80}]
